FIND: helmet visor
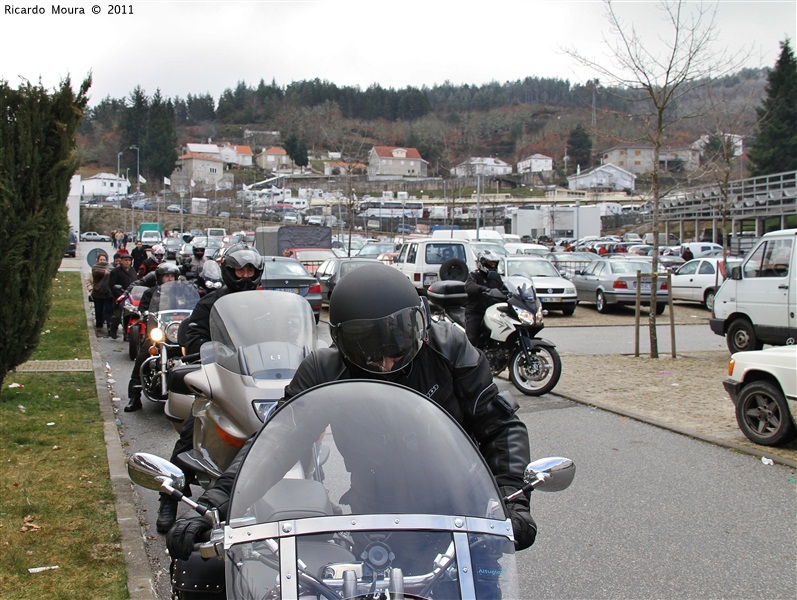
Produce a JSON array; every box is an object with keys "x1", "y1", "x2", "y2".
[{"x1": 333, "y1": 306, "x2": 425, "y2": 374}]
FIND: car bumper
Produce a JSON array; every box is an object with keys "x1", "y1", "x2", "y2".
[
  {"x1": 709, "y1": 317, "x2": 725, "y2": 336},
  {"x1": 604, "y1": 291, "x2": 667, "y2": 305},
  {"x1": 539, "y1": 296, "x2": 578, "y2": 310},
  {"x1": 723, "y1": 378, "x2": 742, "y2": 405}
]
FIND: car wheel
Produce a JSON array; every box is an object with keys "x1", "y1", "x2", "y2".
[
  {"x1": 562, "y1": 307, "x2": 575, "y2": 316},
  {"x1": 726, "y1": 318, "x2": 763, "y2": 353},
  {"x1": 654, "y1": 302, "x2": 666, "y2": 315},
  {"x1": 595, "y1": 291, "x2": 608, "y2": 313},
  {"x1": 735, "y1": 380, "x2": 797, "y2": 446},
  {"x1": 439, "y1": 258, "x2": 469, "y2": 282},
  {"x1": 704, "y1": 289, "x2": 716, "y2": 311}
]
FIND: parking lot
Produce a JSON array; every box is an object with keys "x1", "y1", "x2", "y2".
[{"x1": 542, "y1": 299, "x2": 711, "y2": 327}]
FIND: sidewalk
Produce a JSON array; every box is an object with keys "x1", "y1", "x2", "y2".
[{"x1": 60, "y1": 254, "x2": 157, "y2": 599}]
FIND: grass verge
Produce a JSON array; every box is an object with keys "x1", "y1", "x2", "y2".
[{"x1": 0, "y1": 272, "x2": 127, "y2": 599}]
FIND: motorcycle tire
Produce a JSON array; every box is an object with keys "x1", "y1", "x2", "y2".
[
  {"x1": 128, "y1": 326, "x2": 140, "y2": 361},
  {"x1": 509, "y1": 345, "x2": 562, "y2": 396},
  {"x1": 439, "y1": 258, "x2": 469, "y2": 282}
]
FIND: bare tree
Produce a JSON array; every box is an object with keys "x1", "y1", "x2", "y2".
[{"x1": 566, "y1": 0, "x2": 745, "y2": 357}]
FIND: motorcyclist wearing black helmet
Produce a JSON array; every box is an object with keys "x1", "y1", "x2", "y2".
[
  {"x1": 167, "y1": 263, "x2": 537, "y2": 561},
  {"x1": 465, "y1": 249, "x2": 507, "y2": 346},
  {"x1": 182, "y1": 240, "x2": 207, "y2": 283},
  {"x1": 154, "y1": 244, "x2": 264, "y2": 533},
  {"x1": 125, "y1": 262, "x2": 182, "y2": 413}
]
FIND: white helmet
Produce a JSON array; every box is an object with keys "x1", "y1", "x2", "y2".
[{"x1": 151, "y1": 244, "x2": 165, "y2": 262}]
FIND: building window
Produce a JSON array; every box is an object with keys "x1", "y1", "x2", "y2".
[
  {"x1": 635, "y1": 150, "x2": 641, "y2": 155},
  {"x1": 635, "y1": 161, "x2": 641, "y2": 165},
  {"x1": 619, "y1": 150, "x2": 625, "y2": 155},
  {"x1": 619, "y1": 161, "x2": 625, "y2": 166}
]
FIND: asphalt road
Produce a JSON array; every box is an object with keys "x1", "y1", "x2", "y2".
[{"x1": 79, "y1": 243, "x2": 796, "y2": 599}]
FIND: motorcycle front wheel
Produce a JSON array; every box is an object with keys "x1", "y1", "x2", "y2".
[{"x1": 509, "y1": 345, "x2": 562, "y2": 396}]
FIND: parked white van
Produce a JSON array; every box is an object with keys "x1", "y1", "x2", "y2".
[
  {"x1": 393, "y1": 238, "x2": 477, "y2": 293},
  {"x1": 710, "y1": 228, "x2": 797, "y2": 353}
]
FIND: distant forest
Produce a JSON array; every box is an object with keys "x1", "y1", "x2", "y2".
[{"x1": 78, "y1": 68, "x2": 767, "y2": 176}]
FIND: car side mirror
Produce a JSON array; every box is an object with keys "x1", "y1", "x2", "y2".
[{"x1": 730, "y1": 266, "x2": 741, "y2": 280}]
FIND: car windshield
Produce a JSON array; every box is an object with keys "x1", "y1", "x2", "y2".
[
  {"x1": 294, "y1": 249, "x2": 336, "y2": 261},
  {"x1": 263, "y1": 259, "x2": 311, "y2": 277},
  {"x1": 610, "y1": 261, "x2": 652, "y2": 274},
  {"x1": 358, "y1": 243, "x2": 395, "y2": 256},
  {"x1": 338, "y1": 260, "x2": 376, "y2": 277},
  {"x1": 504, "y1": 259, "x2": 561, "y2": 278}
]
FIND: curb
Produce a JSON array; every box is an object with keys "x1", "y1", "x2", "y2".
[
  {"x1": 80, "y1": 274, "x2": 158, "y2": 599},
  {"x1": 551, "y1": 388, "x2": 797, "y2": 470}
]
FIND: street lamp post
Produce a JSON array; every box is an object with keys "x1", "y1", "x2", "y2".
[{"x1": 130, "y1": 146, "x2": 139, "y2": 238}]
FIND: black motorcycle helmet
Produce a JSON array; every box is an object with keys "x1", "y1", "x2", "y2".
[
  {"x1": 221, "y1": 244, "x2": 264, "y2": 292},
  {"x1": 478, "y1": 250, "x2": 500, "y2": 273},
  {"x1": 192, "y1": 240, "x2": 206, "y2": 260},
  {"x1": 155, "y1": 262, "x2": 181, "y2": 285},
  {"x1": 329, "y1": 264, "x2": 428, "y2": 375}
]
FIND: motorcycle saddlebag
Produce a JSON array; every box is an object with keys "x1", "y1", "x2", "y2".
[
  {"x1": 171, "y1": 554, "x2": 225, "y2": 599},
  {"x1": 427, "y1": 280, "x2": 468, "y2": 308}
]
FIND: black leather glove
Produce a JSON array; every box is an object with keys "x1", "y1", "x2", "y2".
[
  {"x1": 166, "y1": 516, "x2": 212, "y2": 560},
  {"x1": 501, "y1": 487, "x2": 537, "y2": 551},
  {"x1": 487, "y1": 288, "x2": 505, "y2": 300}
]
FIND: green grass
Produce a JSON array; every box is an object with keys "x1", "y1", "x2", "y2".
[{"x1": 0, "y1": 273, "x2": 127, "y2": 599}]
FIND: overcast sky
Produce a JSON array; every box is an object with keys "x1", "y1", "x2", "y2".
[{"x1": 1, "y1": 1, "x2": 794, "y2": 106}]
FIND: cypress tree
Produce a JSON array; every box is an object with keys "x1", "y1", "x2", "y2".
[
  {"x1": 0, "y1": 76, "x2": 90, "y2": 388},
  {"x1": 567, "y1": 124, "x2": 593, "y2": 172},
  {"x1": 748, "y1": 39, "x2": 797, "y2": 176}
]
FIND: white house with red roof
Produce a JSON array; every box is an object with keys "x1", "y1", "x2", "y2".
[
  {"x1": 174, "y1": 151, "x2": 225, "y2": 187},
  {"x1": 367, "y1": 146, "x2": 428, "y2": 181},
  {"x1": 219, "y1": 144, "x2": 254, "y2": 167},
  {"x1": 255, "y1": 146, "x2": 293, "y2": 172}
]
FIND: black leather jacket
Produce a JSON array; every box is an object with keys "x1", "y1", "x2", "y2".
[{"x1": 200, "y1": 320, "x2": 531, "y2": 518}]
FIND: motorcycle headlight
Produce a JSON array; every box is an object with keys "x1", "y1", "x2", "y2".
[
  {"x1": 165, "y1": 322, "x2": 181, "y2": 344},
  {"x1": 150, "y1": 327, "x2": 164, "y2": 343},
  {"x1": 515, "y1": 308, "x2": 536, "y2": 325}
]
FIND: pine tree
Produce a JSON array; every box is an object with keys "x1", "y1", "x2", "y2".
[
  {"x1": 142, "y1": 89, "x2": 178, "y2": 181},
  {"x1": 566, "y1": 124, "x2": 592, "y2": 172},
  {"x1": 0, "y1": 76, "x2": 90, "y2": 388},
  {"x1": 748, "y1": 39, "x2": 797, "y2": 176}
]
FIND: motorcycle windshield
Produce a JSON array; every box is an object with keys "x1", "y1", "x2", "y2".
[
  {"x1": 204, "y1": 290, "x2": 317, "y2": 378},
  {"x1": 225, "y1": 380, "x2": 516, "y2": 599},
  {"x1": 127, "y1": 285, "x2": 147, "y2": 304},
  {"x1": 504, "y1": 274, "x2": 537, "y2": 302},
  {"x1": 148, "y1": 280, "x2": 201, "y2": 314}
]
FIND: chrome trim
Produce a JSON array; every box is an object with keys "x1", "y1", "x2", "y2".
[
  {"x1": 279, "y1": 535, "x2": 298, "y2": 599},
  {"x1": 224, "y1": 514, "x2": 512, "y2": 548},
  {"x1": 453, "y1": 531, "x2": 476, "y2": 598}
]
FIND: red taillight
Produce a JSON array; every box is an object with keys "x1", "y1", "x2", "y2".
[
  {"x1": 308, "y1": 283, "x2": 322, "y2": 293},
  {"x1": 413, "y1": 273, "x2": 420, "y2": 281},
  {"x1": 661, "y1": 282, "x2": 668, "y2": 290},
  {"x1": 613, "y1": 280, "x2": 628, "y2": 289}
]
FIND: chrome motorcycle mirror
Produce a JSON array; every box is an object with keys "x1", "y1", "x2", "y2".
[
  {"x1": 127, "y1": 452, "x2": 186, "y2": 492},
  {"x1": 525, "y1": 456, "x2": 575, "y2": 492}
]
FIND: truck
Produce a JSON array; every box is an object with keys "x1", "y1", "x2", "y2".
[
  {"x1": 254, "y1": 225, "x2": 333, "y2": 257},
  {"x1": 191, "y1": 197, "x2": 208, "y2": 215},
  {"x1": 137, "y1": 222, "x2": 164, "y2": 248}
]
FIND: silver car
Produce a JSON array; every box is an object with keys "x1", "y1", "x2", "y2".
[
  {"x1": 571, "y1": 258, "x2": 668, "y2": 314},
  {"x1": 498, "y1": 256, "x2": 578, "y2": 315}
]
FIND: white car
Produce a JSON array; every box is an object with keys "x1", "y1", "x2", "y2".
[
  {"x1": 724, "y1": 345, "x2": 797, "y2": 446},
  {"x1": 80, "y1": 231, "x2": 112, "y2": 242},
  {"x1": 669, "y1": 257, "x2": 741, "y2": 310},
  {"x1": 499, "y1": 255, "x2": 578, "y2": 315}
]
